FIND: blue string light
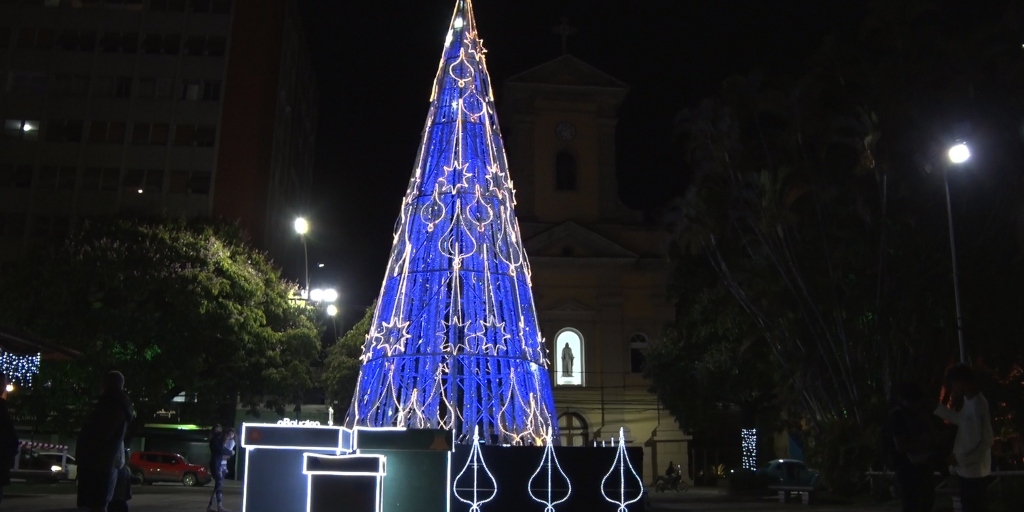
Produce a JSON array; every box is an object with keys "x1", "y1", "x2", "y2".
[
  {"x1": 344, "y1": 0, "x2": 557, "y2": 445},
  {"x1": 0, "y1": 351, "x2": 41, "y2": 387}
]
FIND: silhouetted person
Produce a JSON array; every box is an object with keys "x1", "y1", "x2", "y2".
[
  {"x1": 208, "y1": 424, "x2": 229, "y2": 512},
  {"x1": 0, "y1": 373, "x2": 19, "y2": 506},
  {"x1": 934, "y1": 364, "x2": 993, "y2": 512},
  {"x1": 108, "y1": 448, "x2": 132, "y2": 512},
  {"x1": 665, "y1": 461, "x2": 677, "y2": 477},
  {"x1": 889, "y1": 382, "x2": 937, "y2": 512},
  {"x1": 76, "y1": 371, "x2": 133, "y2": 512}
]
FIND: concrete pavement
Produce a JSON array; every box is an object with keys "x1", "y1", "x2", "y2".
[
  {"x1": 4, "y1": 480, "x2": 243, "y2": 512},
  {"x1": 4, "y1": 482, "x2": 910, "y2": 512}
]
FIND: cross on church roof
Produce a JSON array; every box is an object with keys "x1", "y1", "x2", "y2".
[{"x1": 552, "y1": 17, "x2": 577, "y2": 55}]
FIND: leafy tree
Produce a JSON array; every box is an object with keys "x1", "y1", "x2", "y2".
[
  {"x1": 323, "y1": 302, "x2": 374, "y2": 412},
  {"x1": 652, "y1": 0, "x2": 1024, "y2": 490},
  {"x1": 0, "y1": 218, "x2": 321, "y2": 436}
]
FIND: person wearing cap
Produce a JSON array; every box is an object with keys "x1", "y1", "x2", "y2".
[
  {"x1": 934, "y1": 364, "x2": 993, "y2": 512},
  {"x1": 76, "y1": 371, "x2": 133, "y2": 512}
]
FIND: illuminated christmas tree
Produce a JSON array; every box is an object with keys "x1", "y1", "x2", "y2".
[{"x1": 345, "y1": 0, "x2": 557, "y2": 445}]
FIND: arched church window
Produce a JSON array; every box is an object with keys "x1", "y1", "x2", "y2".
[
  {"x1": 558, "y1": 412, "x2": 589, "y2": 447},
  {"x1": 555, "y1": 151, "x2": 577, "y2": 191},
  {"x1": 629, "y1": 333, "x2": 648, "y2": 374},
  {"x1": 554, "y1": 328, "x2": 583, "y2": 386}
]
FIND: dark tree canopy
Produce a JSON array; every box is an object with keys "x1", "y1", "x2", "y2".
[
  {"x1": 648, "y1": 0, "x2": 1024, "y2": 491},
  {"x1": 0, "y1": 218, "x2": 321, "y2": 435}
]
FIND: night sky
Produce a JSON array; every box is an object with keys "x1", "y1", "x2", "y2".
[{"x1": 294, "y1": 0, "x2": 867, "y2": 327}]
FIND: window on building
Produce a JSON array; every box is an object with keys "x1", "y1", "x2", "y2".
[
  {"x1": 183, "y1": 36, "x2": 205, "y2": 56},
  {"x1": 161, "y1": 33, "x2": 180, "y2": 54},
  {"x1": 8, "y1": 72, "x2": 49, "y2": 95},
  {"x1": 15, "y1": 28, "x2": 36, "y2": 49},
  {"x1": 141, "y1": 34, "x2": 161, "y2": 54},
  {"x1": 210, "y1": 0, "x2": 230, "y2": 14},
  {"x1": 3, "y1": 119, "x2": 40, "y2": 141},
  {"x1": 35, "y1": 166, "x2": 77, "y2": 190},
  {"x1": 173, "y1": 124, "x2": 195, "y2": 146},
  {"x1": 0, "y1": 212, "x2": 27, "y2": 238},
  {"x1": 30, "y1": 215, "x2": 53, "y2": 238},
  {"x1": 81, "y1": 167, "x2": 120, "y2": 192},
  {"x1": 114, "y1": 76, "x2": 132, "y2": 98},
  {"x1": 52, "y1": 74, "x2": 90, "y2": 97},
  {"x1": 554, "y1": 328, "x2": 584, "y2": 386},
  {"x1": 155, "y1": 78, "x2": 174, "y2": 99},
  {"x1": 121, "y1": 32, "x2": 138, "y2": 52},
  {"x1": 131, "y1": 123, "x2": 150, "y2": 145},
  {"x1": 87, "y1": 121, "x2": 126, "y2": 144},
  {"x1": 194, "y1": 125, "x2": 216, "y2": 147},
  {"x1": 180, "y1": 79, "x2": 201, "y2": 100},
  {"x1": 629, "y1": 333, "x2": 649, "y2": 374},
  {"x1": 144, "y1": 169, "x2": 163, "y2": 193},
  {"x1": 150, "y1": 0, "x2": 185, "y2": 11},
  {"x1": 45, "y1": 120, "x2": 84, "y2": 143},
  {"x1": 92, "y1": 76, "x2": 132, "y2": 98},
  {"x1": 71, "y1": 30, "x2": 94, "y2": 51},
  {"x1": 188, "y1": 171, "x2": 211, "y2": 193},
  {"x1": 555, "y1": 151, "x2": 577, "y2": 191},
  {"x1": 206, "y1": 36, "x2": 226, "y2": 56},
  {"x1": 202, "y1": 80, "x2": 221, "y2": 101},
  {"x1": 149, "y1": 123, "x2": 169, "y2": 145},
  {"x1": 557, "y1": 412, "x2": 589, "y2": 447},
  {"x1": 169, "y1": 170, "x2": 210, "y2": 194},
  {"x1": 173, "y1": 124, "x2": 217, "y2": 147},
  {"x1": 122, "y1": 168, "x2": 144, "y2": 193},
  {"x1": 100, "y1": 31, "x2": 120, "y2": 52},
  {"x1": 0, "y1": 164, "x2": 34, "y2": 189}
]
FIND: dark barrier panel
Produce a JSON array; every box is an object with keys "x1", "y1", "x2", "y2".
[{"x1": 449, "y1": 445, "x2": 645, "y2": 512}]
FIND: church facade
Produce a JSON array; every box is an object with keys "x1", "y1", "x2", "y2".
[{"x1": 502, "y1": 55, "x2": 690, "y2": 481}]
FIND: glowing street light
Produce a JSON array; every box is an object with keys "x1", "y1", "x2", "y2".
[
  {"x1": 293, "y1": 217, "x2": 309, "y2": 235},
  {"x1": 308, "y1": 288, "x2": 337, "y2": 303},
  {"x1": 326, "y1": 304, "x2": 338, "y2": 317},
  {"x1": 948, "y1": 142, "x2": 970, "y2": 164},
  {"x1": 944, "y1": 142, "x2": 970, "y2": 363}
]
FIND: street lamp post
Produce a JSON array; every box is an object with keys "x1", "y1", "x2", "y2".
[
  {"x1": 946, "y1": 142, "x2": 970, "y2": 363},
  {"x1": 294, "y1": 217, "x2": 310, "y2": 296}
]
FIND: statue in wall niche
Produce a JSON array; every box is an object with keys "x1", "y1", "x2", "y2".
[{"x1": 561, "y1": 342, "x2": 574, "y2": 377}]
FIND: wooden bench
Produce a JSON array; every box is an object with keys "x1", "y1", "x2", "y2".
[{"x1": 769, "y1": 485, "x2": 815, "y2": 505}]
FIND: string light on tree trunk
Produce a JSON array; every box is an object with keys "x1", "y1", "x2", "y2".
[
  {"x1": 741, "y1": 429, "x2": 757, "y2": 470},
  {"x1": 345, "y1": 0, "x2": 557, "y2": 445}
]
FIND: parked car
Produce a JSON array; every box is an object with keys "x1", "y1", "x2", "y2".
[
  {"x1": 14, "y1": 450, "x2": 65, "y2": 483},
  {"x1": 756, "y1": 459, "x2": 820, "y2": 487},
  {"x1": 128, "y1": 451, "x2": 211, "y2": 487},
  {"x1": 38, "y1": 452, "x2": 77, "y2": 480}
]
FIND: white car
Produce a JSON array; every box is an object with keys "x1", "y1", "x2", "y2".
[{"x1": 38, "y1": 452, "x2": 77, "y2": 480}]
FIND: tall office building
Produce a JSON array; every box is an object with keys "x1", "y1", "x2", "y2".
[{"x1": 0, "y1": 0, "x2": 317, "y2": 260}]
